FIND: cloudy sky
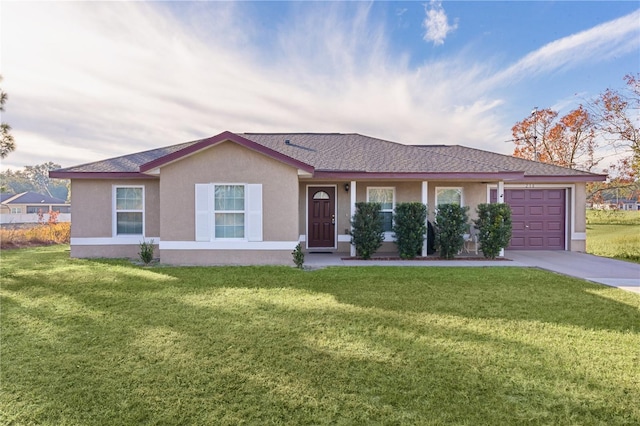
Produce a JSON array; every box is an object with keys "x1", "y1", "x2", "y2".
[{"x1": 1, "y1": 1, "x2": 638, "y2": 171}]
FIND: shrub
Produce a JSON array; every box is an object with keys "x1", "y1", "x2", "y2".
[
  {"x1": 473, "y1": 203, "x2": 512, "y2": 259},
  {"x1": 292, "y1": 243, "x2": 305, "y2": 269},
  {"x1": 393, "y1": 202, "x2": 427, "y2": 259},
  {"x1": 139, "y1": 239, "x2": 155, "y2": 265},
  {"x1": 349, "y1": 202, "x2": 384, "y2": 259},
  {"x1": 434, "y1": 204, "x2": 469, "y2": 259}
]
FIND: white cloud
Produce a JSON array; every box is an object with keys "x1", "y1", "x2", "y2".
[
  {"x1": 0, "y1": 1, "x2": 504, "y2": 170},
  {"x1": 422, "y1": 0, "x2": 458, "y2": 46},
  {"x1": 489, "y1": 9, "x2": 640, "y2": 87},
  {"x1": 0, "y1": 2, "x2": 636, "y2": 173}
]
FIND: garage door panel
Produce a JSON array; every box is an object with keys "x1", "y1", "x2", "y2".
[
  {"x1": 510, "y1": 190, "x2": 526, "y2": 200},
  {"x1": 528, "y1": 221, "x2": 544, "y2": 231},
  {"x1": 547, "y1": 190, "x2": 564, "y2": 200},
  {"x1": 510, "y1": 237, "x2": 525, "y2": 248},
  {"x1": 548, "y1": 206, "x2": 563, "y2": 215},
  {"x1": 512, "y1": 206, "x2": 525, "y2": 215},
  {"x1": 512, "y1": 221, "x2": 526, "y2": 231},
  {"x1": 529, "y1": 191, "x2": 544, "y2": 200},
  {"x1": 528, "y1": 237, "x2": 545, "y2": 247},
  {"x1": 547, "y1": 221, "x2": 562, "y2": 231},
  {"x1": 529, "y1": 206, "x2": 544, "y2": 215},
  {"x1": 492, "y1": 188, "x2": 566, "y2": 250}
]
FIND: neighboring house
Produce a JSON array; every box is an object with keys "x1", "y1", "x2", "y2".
[
  {"x1": 0, "y1": 192, "x2": 71, "y2": 224},
  {"x1": 619, "y1": 199, "x2": 640, "y2": 211},
  {"x1": 49, "y1": 131, "x2": 606, "y2": 265}
]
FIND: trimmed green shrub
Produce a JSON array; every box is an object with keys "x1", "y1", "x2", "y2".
[
  {"x1": 350, "y1": 202, "x2": 385, "y2": 259},
  {"x1": 474, "y1": 203, "x2": 512, "y2": 259},
  {"x1": 139, "y1": 239, "x2": 155, "y2": 265},
  {"x1": 393, "y1": 202, "x2": 427, "y2": 259},
  {"x1": 291, "y1": 243, "x2": 305, "y2": 269},
  {"x1": 435, "y1": 204, "x2": 469, "y2": 259}
]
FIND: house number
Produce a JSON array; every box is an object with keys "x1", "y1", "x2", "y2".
[{"x1": 525, "y1": 184, "x2": 535, "y2": 188}]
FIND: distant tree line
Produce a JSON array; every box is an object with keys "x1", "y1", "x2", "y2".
[{"x1": 1, "y1": 162, "x2": 69, "y2": 202}]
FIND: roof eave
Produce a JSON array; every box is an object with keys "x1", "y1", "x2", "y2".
[
  {"x1": 311, "y1": 171, "x2": 526, "y2": 180},
  {"x1": 49, "y1": 171, "x2": 158, "y2": 180},
  {"x1": 516, "y1": 174, "x2": 608, "y2": 183}
]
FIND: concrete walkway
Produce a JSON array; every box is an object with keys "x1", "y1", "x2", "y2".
[{"x1": 304, "y1": 251, "x2": 640, "y2": 294}]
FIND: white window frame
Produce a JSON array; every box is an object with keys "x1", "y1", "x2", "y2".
[
  {"x1": 195, "y1": 183, "x2": 263, "y2": 243},
  {"x1": 112, "y1": 185, "x2": 145, "y2": 238},
  {"x1": 10, "y1": 207, "x2": 21, "y2": 214},
  {"x1": 435, "y1": 187, "x2": 464, "y2": 207},
  {"x1": 367, "y1": 186, "x2": 395, "y2": 240},
  {"x1": 213, "y1": 184, "x2": 246, "y2": 240}
]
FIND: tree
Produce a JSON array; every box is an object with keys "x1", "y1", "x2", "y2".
[
  {"x1": 24, "y1": 162, "x2": 61, "y2": 197},
  {"x1": 0, "y1": 162, "x2": 69, "y2": 201},
  {"x1": 511, "y1": 106, "x2": 599, "y2": 171},
  {"x1": 589, "y1": 73, "x2": 639, "y2": 177},
  {"x1": 0, "y1": 75, "x2": 15, "y2": 159}
]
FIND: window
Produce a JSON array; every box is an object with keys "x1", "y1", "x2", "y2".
[
  {"x1": 214, "y1": 185, "x2": 245, "y2": 238},
  {"x1": 114, "y1": 186, "x2": 144, "y2": 235},
  {"x1": 367, "y1": 187, "x2": 395, "y2": 232},
  {"x1": 436, "y1": 187, "x2": 463, "y2": 206},
  {"x1": 313, "y1": 191, "x2": 330, "y2": 200},
  {"x1": 27, "y1": 206, "x2": 46, "y2": 214},
  {"x1": 10, "y1": 207, "x2": 22, "y2": 214},
  {"x1": 52, "y1": 206, "x2": 71, "y2": 213},
  {"x1": 195, "y1": 183, "x2": 263, "y2": 242}
]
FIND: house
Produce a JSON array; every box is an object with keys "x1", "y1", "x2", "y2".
[
  {"x1": 49, "y1": 131, "x2": 606, "y2": 265},
  {"x1": 0, "y1": 192, "x2": 71, "y2": 225}
]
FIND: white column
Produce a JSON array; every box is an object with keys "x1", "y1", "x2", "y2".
[
  {"x1": 350, "y1": 181, "x2": 357, "y2": 257},
  {"x1": 498, "y1": 180, "x2": 505, "y2": 257},
  {"x1": 421, "y1": 181, "x2": 429, "y2": 257},
  {"x1": 497, "y1": 181, "x2": 505, "y2": 204}
]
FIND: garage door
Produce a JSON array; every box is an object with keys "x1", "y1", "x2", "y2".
[{"x1": 491, "y1": 189, "x2": 566, "y2": 250}]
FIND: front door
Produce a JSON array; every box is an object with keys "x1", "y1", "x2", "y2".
[{"x1": 308, "y1": 186, "x2": 336, "y2": 248}]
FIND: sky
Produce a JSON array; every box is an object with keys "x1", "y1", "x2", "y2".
[{"x1": 1, "y1": 1, "x2": 638, "y2": 172}]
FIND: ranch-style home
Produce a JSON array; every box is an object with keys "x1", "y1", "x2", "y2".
[{"x1": 50, "y1": 131, "x2": 606, "y2": 265}]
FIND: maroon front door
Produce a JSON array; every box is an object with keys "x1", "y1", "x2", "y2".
[
  {"x1": 308, "y1": 187, "x2": 336, "y2": 248},
  {"x1": 492, "y1": 189, "x2": 566, "y2": 250}
]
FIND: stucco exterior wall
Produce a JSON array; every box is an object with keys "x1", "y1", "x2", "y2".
[
  {"x1": 571, "y1": 182, "x2": 587, "y2": 252},
  {"x1": 160, "y1": 249, "x2": 292, "y2": 266},
  {"x1": 70, "y1": 179, "x2": 160, "y2": 239},
  {"x1": 158, "y1": 141, "x2": 299, "y2": 242}
]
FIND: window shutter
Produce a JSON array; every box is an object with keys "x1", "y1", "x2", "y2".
[
  {"x1": 246, "y1": 184, "x2": 263, "y2": 242},
  {"x1": 195, "y1": 184, "x2": 211, "y2": 241}
]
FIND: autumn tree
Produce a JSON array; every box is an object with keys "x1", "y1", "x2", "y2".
[
  {"x1": 511, "y1": 106, "x2": 599, "y2": 171},
  {"x1": 0, "y1": 75, "x2": 15, "y2": 159},
  {"x1": 588, "y1": 73, "x2": 639, "y2": 178}
]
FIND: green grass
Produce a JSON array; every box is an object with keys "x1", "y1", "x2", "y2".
[
  {"x1": 587, "y1": 210, "x2": 640, "y2": 263},
  {"x1": 2, "y1": 246, "x2": 639, "y2": 425}
]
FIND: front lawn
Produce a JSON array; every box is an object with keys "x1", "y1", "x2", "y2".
[
  {"x1": 587, "y1": 209, "x2": 640, "y2": 263},
  {"x1": 2, "y1": 246, "x2": 639, "y2": 425}
]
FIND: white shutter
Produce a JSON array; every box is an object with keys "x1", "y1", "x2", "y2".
[
  {"x1": 195, "y1": 184, "x2": 211, "y2": 241},
  {"x1": 246, "y1": 184, "x2": 263, "y2": 242}
]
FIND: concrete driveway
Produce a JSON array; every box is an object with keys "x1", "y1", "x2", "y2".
[{"x1": 505, "y1": 251, "x2": 640, "y2": 294}]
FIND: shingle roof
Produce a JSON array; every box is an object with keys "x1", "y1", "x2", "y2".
[
  {"x1": 49, "y1": 131, "x2": 605, "y2": 182},
  {"x1": 1, "y1": 192, "x2": 67, "y2": 205}
]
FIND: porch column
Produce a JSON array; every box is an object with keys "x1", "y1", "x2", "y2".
[
  {"x1": 497, "y1": 180, "x2": 505, "y2": 257},
  {"x1": 350, "y1": 180, "x2": 356, "y2": 257},
  {"x1": 421, "y1": 181, "x2": 428, "y2": 257}
]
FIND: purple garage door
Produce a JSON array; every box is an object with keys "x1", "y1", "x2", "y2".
[{"x1": 491, "y1": 189, "x2": 566, "y2": 250}]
